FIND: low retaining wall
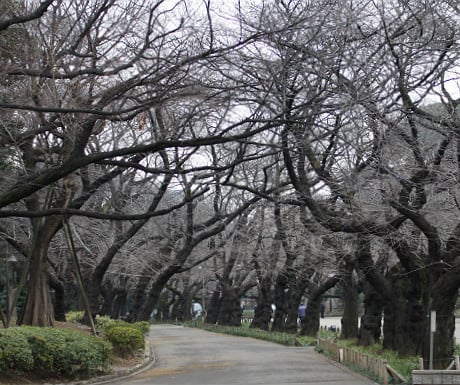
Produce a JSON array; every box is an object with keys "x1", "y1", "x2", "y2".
[{"x1": 412, "y1": 370, "x2": 460, "y2": 385}]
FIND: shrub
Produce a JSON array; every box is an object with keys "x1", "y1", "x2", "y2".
[
  {"x1": 23, "y1": 326, "x2": 113, "y2": 376},
  {"x1": 0, "y1": 326, "x2": 112, "y2": 378},
  {"x1": 95, "y1": 315, "x2": 118, "y2": 331},
  {"x1": 0, "y1": 328, "x2": 34, "y2": 374},
  {"x1": 104, "y1": 325, "x2": 145, "y2": 358},
  {"x1": 131, "y1": 321, "x2": 150, "y2": 335},
  {"x1": 96, "y1": 315, "x2": 149, "y2": 335},
  {"x1": 66, "y1": 310, "x2": 85, "y2": 323}
]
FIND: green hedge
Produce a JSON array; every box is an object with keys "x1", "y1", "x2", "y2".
[
  {"x1": 0, "y1": 326, "x2": 112, "y2": 378},
  {"x1": 96, "y1": 315, "x2": 150, "y2": 335},
  {"x1": 0, "y1": 328, "x2": 34, "y2": 373},
  {"x1": 66, "y1": 310, "x2": 85, "y2": 323},
  {"x1": 104, "y1": 325, "x2": 145, "y2": 358}
]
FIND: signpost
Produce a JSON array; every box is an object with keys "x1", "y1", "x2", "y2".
[{"x1": 430, "y1": 310, "x2": 436, "y2": 370}]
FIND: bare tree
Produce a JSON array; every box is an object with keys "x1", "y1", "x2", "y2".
[{"x1": 234, "y1": 0, "x2": 460, "y2": 365}]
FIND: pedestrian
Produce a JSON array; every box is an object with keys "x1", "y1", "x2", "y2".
[{"x1": 299, "y1": 303, "x2": 307, "y2": 323}]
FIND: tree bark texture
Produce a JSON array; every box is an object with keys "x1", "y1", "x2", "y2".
[
  {"x1": 358, "y1": 282, "x2": 383, "y2": 346},
  {"x1": 217, "y1": 285, "x2": 242, "y2": 326},
  {"x1": 205, "y1": 289, "x2": 222, "y2": 324},
  {"x1": 251, "y1": 278, "x2": 273, "y2": 330},
  {"x1": 19, "y1": 243, "x2": 54, "y2": 326},
  {"x1": 341, "y1": 262, "x2": 359, "y2": 339},
  {"x1": 302, "y1": 296, "x2": 321, "y2": 336},
  {"x1": 382, "y1": 266, "x2": 425, "y2": 356}
]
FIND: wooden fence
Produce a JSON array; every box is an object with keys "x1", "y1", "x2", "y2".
[{"x1": 317, "y1": 338, "x2": 406, "y2": 384}]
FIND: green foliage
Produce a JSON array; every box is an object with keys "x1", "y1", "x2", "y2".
[
  {"x1": 95, "y1": 315, "x2": 150, "y2": 335},
  {"x1": 295, "y1": 335, "x2": 318, "y2": 346},
  {"x1": 242, "y1": 309, "x2": 255, "y2": 318},
  {"x1": 133, "y1": 321, "x2": 151, "y2": 335},
  {"x1": 317, "y1": 328, "x2": 340, "y2": 341},
  {"x1": 104, "y1": 325, "x2": 145, "y2": 358},
  {"x1": 0, "y1": 326, "x2": 112, "y2": 378},
  {"x1": 325, "y1": 337, "x2": 419, "y2": 381},
  {"x1": 66, "y1": 310, "x2": 85, "y2": 323},
  {"x1": 454, "y1": 344, "x2": 460, "y2": 356},
  {"x1": 188, "y1": 322, "x2": 300, "y2": 346},
  {"x1": 0, "y1": 328, "x2": 34, "y2": 374},
  {"x1": 68, "y1": 314, "x2": 149, "y2": 358},
  {"x1": 95, "y1": 314, "x2": 117, "y2": 331}
]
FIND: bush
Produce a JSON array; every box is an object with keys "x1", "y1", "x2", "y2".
[
  {"x1": 0, "y1": 328, "x2": 34, "y2": 374},
  {"x1": 0, "y1": 326, "x2": 112, "y2": 378},
  {"x1": 95, "y1": 314, "x2": 119, "y2": 331},
  {"x1": 96, "y1": 315, "x2": 150, "y2": 335},
  {"x1": 131, "y1": 321, "x2": 150, "y2": 335},
  {"x1": 24, "y1": 327, "x2": 113, "y2": 376},
  {"x1": 104, "y1": 325, "x2": 145, "y2": 358},
  {"x1": 66, "y1": 310, "x2": 85, "y2": 323},
  {"x1": 193, "y1": 323, "x2": 299, "y2": 346}
]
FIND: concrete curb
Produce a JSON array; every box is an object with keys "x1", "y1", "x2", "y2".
[{"x1": 51, "y1": 339, "x2": 156, "y2": 385}]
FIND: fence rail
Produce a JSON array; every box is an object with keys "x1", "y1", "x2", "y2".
[{"x1": 318, "y1": 338, "x2": 406, "y2": 384}]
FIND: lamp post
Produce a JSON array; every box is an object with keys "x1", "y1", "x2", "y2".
[
  {"x1": 5, "y1": 255, "x2": 17, "y2": 323},
  {"x1": 199, "y1": 266, "x2": 206, "y2": 318}
]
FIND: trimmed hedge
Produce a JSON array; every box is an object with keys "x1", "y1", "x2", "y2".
[
  {"x1": 104, "y1": 325, "x2": 145, "y2": 358},
  {"x1": 0, "y1": 326, "x2": 112, "y2": 377},
  {"x1": 95, "y1": 315, "x2": 150, "y2": 335}
]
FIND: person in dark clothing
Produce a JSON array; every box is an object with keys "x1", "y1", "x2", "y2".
[{"x1": 298, "y1": 303, "x2": 307, "y2": 328}]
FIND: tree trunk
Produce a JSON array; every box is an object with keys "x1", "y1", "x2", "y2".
[
  {"x1": 217, "y1": 285, "x2": 242, "y2": 327},
  {"x1": 19, "y1": 194, "x2": 63, "y2": 327},
  {"x1": 285, "y1": 287, "x2": 304, "y2": 334},
  {"x1": 153, "y1": 290, "x2": 174, "y2": 321},
  {"x1": 170, "y1": 296, "x2": 182, "y2": 321},
  {"x1": 271, "y1": 274, "x2": 288, "y2": 332},
  {"x1": 127, "y1": 267, "x2": 152, "y2": 322},
  {"x1": 205, "y1": 289, "x2": 221, "y2": 324},
  {"x1": 423, "y1": 276, "x2": 459, "y2": 368},
  {"x1": 19, "y1": 243, "x2": 54, "y2": 326},
  {"x1": 341, "y1": 286, "x2": 359, "y2": 339},
  {"x1": 302, "y1": 296, "x2": 320, "y2": 336},
  {"x1": 111, "y1": 290, "x2": 128, "y2": 319},
  {"x1": 251, "y1": 279, "x2": 272, "y2": 330},
  {"x1": 341, "y1": 263, "x2": 359, "y2": 339},
  {"x1": 49, "y1": 273, "x2": 66, "y2": 322},
  {"x1": 136, "y1": 266, "x2": 180, "y2": 321},
  {"x1": 171, "y1": 290, "x2": 193, "y2": 322},
  {"x1": 358, "y1": 282, "x2": 383, "y2": 346},
  {"x1": 383, "y1": 266, "x2": 424, "y2": 356}
]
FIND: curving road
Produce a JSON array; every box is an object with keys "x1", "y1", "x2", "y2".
[{"x1": 108, "y1": 324, "x2": 377, "y2": 385}]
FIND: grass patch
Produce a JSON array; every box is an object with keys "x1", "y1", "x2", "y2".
[
  {"x1": 185, "y1": 321, "x2": 317, "y2": 347},
  {"x1": 339, "y1": 340, "x2": 418, "y2": 380},
  {"x1": 318, "y1": 335, "x2": 418, "y2": 383}
]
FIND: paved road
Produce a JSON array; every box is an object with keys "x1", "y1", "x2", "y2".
[{"x1": 109, "y1": 324, "x2": 377, "y2": 385}]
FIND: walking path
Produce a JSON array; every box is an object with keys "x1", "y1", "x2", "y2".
[{"x1": 107, "y1": 324, "x2": 377, "y2": 385}]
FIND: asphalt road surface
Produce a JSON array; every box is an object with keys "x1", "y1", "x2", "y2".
[{"x1": 109, "y1": 324, "x2": 377, "y2": 385}]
